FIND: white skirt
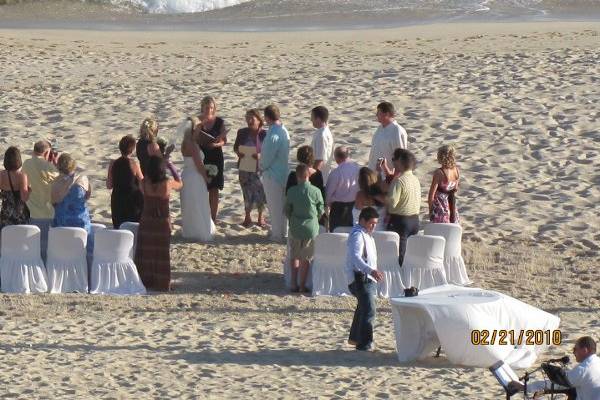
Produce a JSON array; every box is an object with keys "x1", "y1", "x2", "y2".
[{"x1": 181, "y1": 157, "x2": 216, "y2": 242}]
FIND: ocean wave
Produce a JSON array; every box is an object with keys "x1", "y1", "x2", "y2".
[
  {"x1": 0, "y1": 0, "x2": 251, "y2": 13},
  {"x1": 112, "y1": 0, "x2": 252, "y2": 13}
]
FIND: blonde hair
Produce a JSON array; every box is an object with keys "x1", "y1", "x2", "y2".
[
  {"x1": 437, "y1": 145, "x2": 457, "y2": 169},
  {"x1": 201, "y1": 96, "x2": 216, "y2": 113},
  {"x1": 57, "y1": 153, "x2": 76, "y2": 175},
  {"x1": 140, "y1": 116, "x2": 159, "y2": 141}
]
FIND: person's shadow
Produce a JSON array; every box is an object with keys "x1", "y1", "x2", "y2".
[{"x1": 168, "y1": 348, "x2": 402, "y2": 367}]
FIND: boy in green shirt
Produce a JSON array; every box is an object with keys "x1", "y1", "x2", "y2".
[{"x1": 285, "y1": 164, "x2": 324, "y2": 293}]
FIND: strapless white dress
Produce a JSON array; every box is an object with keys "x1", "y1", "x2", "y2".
[
  {"x1": 352, "y1": 206, "x2": 386, "y2": 231},
  {"x1": 181, "y1": 156, "x2": 215, "y2": 241}
]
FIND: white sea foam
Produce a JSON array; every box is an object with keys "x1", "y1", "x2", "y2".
[{"x1": 109, "y1": 0, "x2": 251, "y2": 13}]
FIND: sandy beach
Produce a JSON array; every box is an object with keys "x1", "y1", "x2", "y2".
[{"x1": 0, "y1": 21, "x2": 599, "y2": 398}]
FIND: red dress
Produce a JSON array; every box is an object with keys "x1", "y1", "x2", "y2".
[{"x1": 134, "y1": 194, "x2": 172, "y2": 291}]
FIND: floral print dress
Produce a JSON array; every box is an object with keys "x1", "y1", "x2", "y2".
[
  {"x1": 430, "y1": 168, "x2": 460, "y2": 224},
  {"x1": 0, "y1": 173, "x2": 30, "y2": 228}
]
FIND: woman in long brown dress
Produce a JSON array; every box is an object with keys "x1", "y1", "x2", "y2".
[{"x1": 134, "y1": 156, "x2": 182, "y2": 291}]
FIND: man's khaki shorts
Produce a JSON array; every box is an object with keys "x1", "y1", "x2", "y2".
[{"x1": 288, "y1": 237, "x2": 315, "y2": 261}]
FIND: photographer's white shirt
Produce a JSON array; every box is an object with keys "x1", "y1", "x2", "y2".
[
  {"x1": 345, "y1": 224, "x2": 378, "y2": 284},
  {"x1": 528, "y1": 354, "x2": 600, "y2": 400},
  {"x1": 566, "y1": 354, "x2": 600, "y2": 400}
]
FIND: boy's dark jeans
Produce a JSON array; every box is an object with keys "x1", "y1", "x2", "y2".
[{"x1": 348, "y1": 272, "x2": 377, "y2": 348}]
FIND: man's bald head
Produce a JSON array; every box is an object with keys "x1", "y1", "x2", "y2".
[{"x1": 334, "y1": 146, "x2": 349, "y2": 164}]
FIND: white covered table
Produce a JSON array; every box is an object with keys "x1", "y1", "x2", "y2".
[{"x1": 390, "y1": 285, "x2": 560, "y2": 368}]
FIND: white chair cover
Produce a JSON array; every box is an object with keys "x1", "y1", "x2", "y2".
[
  {"x1": 372, "y1": 231, "x2": 404, "y2": 298},
  {"x1": 46, "y1": 227, "x2": 88, "y2": 293},
  {"x1": 424, "y1": 223, "x2": 471, "y2": 285},
  {"x1": 0, "y1": 225, "x2": 48, "y2": 293},
  {"x1": 311, "y1": 233, "x2": 350, "y2": 296},
  {"x1": 87, "y1": 222, "x2": 107, "y2": 266},
  {"x1": 119, "y1": 222, "x2": 139, "y2": 259},
  {"x1": 390, "y1": 285, "x2": 560, "y2": 368},
  {"x1": 402, "y1": 235, "x2": 447, "y2": 290},
  {"x1": 333, "y1": 226, "x2": 353, "y2": 234},
  {"x1": 90, "y1": 223, "x2": 107, "y2": 234},
  {"x1": 89, "y1": 229, "x2": 146, "y2": 295}
]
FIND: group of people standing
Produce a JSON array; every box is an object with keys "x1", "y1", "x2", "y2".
[
  {"x1": 281, "y1": 101, "x2": 461, "y2": 293},
  {"x1": 0, "y1": 98, "x2": 460, "y2": 297}
]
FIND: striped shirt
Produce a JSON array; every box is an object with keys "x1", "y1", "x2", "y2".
[{"x1": 387, "y1": 170, "x2": 421, "y2": 216}]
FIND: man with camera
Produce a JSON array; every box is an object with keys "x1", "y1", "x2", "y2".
[
  {"x1": 22, "y1": 140, "x2": 59, "y2": 261},
  {"x1": 345, "y1": 206, "x2": 384, "y2": 351},
  {"x1": 509, "y1": 336, "x2": 600, "y2": 399}
]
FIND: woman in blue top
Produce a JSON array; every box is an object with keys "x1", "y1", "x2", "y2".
[{"x1": 51, "y1": 153, "x2": 93, "y2": 250}]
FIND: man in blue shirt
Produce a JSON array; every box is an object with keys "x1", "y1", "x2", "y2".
[
  {"x1": 260, "y1": 104, "x2": 290, "y2": 242},
  {"x1": 346, "y1": 207, "x2": 384, "y2": 351}
]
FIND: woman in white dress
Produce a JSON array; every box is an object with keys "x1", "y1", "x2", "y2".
[{"x1": 179, "y1": 117, "x2": 216, "y2": 241}]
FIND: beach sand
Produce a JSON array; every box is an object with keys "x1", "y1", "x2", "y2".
[{"x1": 0, "y1": 22, "x2": 599, "y2": 398}]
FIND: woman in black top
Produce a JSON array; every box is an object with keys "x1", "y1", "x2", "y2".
[
  {"x1": 136, "y1": 116, "x2": 161, "y2": 176},
  {"x1": 0, "y1": 146, "x2": 30, "y2": 228},
  {"x1": 285, "y1": 145, "x2": 325, "y2": 200},
  {"x1": 197, "y1": 96, "x2": 227, "y2": 223},
  {"x1": 107, "y1": 135, "x2": 144, "y2": 228}
]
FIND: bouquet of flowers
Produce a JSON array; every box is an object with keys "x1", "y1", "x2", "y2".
[{"x1": 205, "y1": 164, "x2": 218, "y2": 182}]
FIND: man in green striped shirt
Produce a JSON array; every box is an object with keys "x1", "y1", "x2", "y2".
[{"x1": 285, "y1": 164, "x2": 324, "y2": 293}]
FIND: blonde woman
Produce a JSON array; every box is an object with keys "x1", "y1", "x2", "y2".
[
  {"x1": 51, "y1": 153, "x2": 93, "y2": 248},
  {"x1": 428, "y1": 145, "x2": 460, "y2": 224},
  {"x1": 195, "y1": 96, "x2": 227, "y2": 222},
  {"x1": 136, "y1": 116, "x2": 161, "y2": 176}
]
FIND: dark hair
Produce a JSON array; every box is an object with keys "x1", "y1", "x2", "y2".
[
  {"x1": 146, "y1": 155, "x2": 167, "y2": 184},
  {"x1": 377, "y1": 101, "x2": 395, "y2": 116},
  {"x1": 157, "y1": 138, "x2": 167, "y2": 155},
  {"x1": 245, "y1": 109, "x2": 264, "y2": 127},
  {"x1": 119, "y1": 135, "x2": 136, "y2": 156},
  {"x1": 359, "y1": 206, "x2": 379, "y2": 222},
  {"x1": 296, "y1": 145, "x2": 314, "y2": 166},
  {"x1": 264, "y1": 104, "x2": 280, "y2": 121},
  {"x1": 311, "y1": 106, "x2": 329, "y2": 123},
  {"x1": 392, "y1": 148, "x2": 416, "y2": 171},
  {"x1": 3, "y1": 146, "x2": 22, "y2": 171},
  {"x1": 576, "y1": 336, "x2": 597, "y2": 354},
  {"x1": 295, "y1": 163, "x2": 309, "y2": 178}
]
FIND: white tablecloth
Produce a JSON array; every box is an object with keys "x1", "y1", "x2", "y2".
[{"x1": 390, "y1": 285, "x2": 560, "y2": 368}]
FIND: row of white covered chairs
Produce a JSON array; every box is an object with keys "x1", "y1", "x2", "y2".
[
  {"x1": 0, "y1": 224, "x2": 145, "y2": 295},
  {"x1": 309, "y1": 223, "x2": 471, "y2": 297},
  {"x1": 309, "y1": 231, "x2": 405, "y2": 297}
]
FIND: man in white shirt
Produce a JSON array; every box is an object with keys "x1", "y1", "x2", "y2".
[
  {"x1": 509, "y1": 336, "x2": 600, "y2": 399},
  {"x1": 367, "y1": 101, "x2": 408, "y2": 171},
  {"x1": 310, "y1": 106, "x2": 334, "y2": 184},
  {"x1": 346, "y1": 207, "x2": 384, "y2": 351}
]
